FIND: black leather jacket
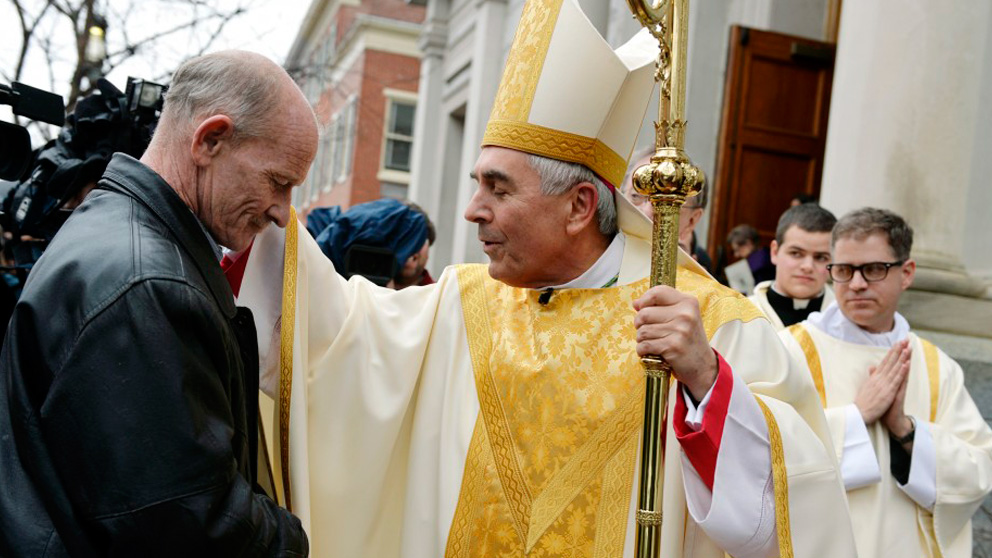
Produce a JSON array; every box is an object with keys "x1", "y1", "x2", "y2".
[{"x1": 0, "y1": 154, "x2": 307, "y2": 557}]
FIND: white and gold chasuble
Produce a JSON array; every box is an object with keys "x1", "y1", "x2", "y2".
[
  {"x1": 780, "y1": 323, "x2": 992, "y2": 558},
  {"x1": 448, "y1": 266, "x2": 647, "y2": 556},
  {"x1": 236, "y1": 197, "x2": 856, "y2": 558}
]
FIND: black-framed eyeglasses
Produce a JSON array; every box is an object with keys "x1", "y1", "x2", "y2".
[{"x1": 826, "y1": 261, "x2": 905, "y2": 283}]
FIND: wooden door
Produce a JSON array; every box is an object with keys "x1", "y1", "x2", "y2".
[{"x1": 708, "y1": 26, "x2": 835, "y2": 260}]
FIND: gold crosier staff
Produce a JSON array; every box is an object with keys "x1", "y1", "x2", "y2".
[{"x1": 625, "y1": 0, "x2": 704, "y2": 556}]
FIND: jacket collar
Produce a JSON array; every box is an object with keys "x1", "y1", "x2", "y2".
[{"x1": 99, "y1": 153, "x2": 237, "y2": 318}]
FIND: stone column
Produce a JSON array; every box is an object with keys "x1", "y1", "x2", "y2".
[
  {"x1": 448, "y1": 0, "x2": 507, "y2": 266},
  {"x1": 820, "y1": 0, "x2": 992, "y2": 338},
  {"x1": 409, "y1": 0, "x2": 449, "y2": 215}
]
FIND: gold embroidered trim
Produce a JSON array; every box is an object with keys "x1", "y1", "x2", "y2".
[
  {"x1": 278, "y1": 207, "x2": 299, "y2": 512},
  {"x1": 456, "y1": 265, "x2": 533, "y2": 543},
  {"x1": 487, "y1": 0, "x2": 563, "y2": 123},
  {"x1": 483, "y1": 120, "x2": 627, "y2": 188},
  {"x1": 676, "y1": 267, "x2": 766, "y2": 339},
  {"x1": 593, "y1": 435, "x2": 638, "y2": 558},
  {"x1": 920, "y1": 339, "x2": 941, "y2": 422},
  {"x1": 526, "y1": 387, "x2": 643, "y2": 550},
  {"x1": 451, "y1": 264, "x2": 649, "y2": 556},
  {"x1": 444, "y1": 419, "x2": 489, "y2": 555},
  {"x1": 787, "y1": 324, "x2": 827, "y2": 407},
  {"x1": 755, "y1": 397, "x2": 794, "y2": 558}
]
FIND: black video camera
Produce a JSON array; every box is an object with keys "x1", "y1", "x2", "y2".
[
  {"x1": 0, "y1": 82, "x2": 65, "y2": 182},
  {"x1": 343, "y1": 245, "x2": 398, "y2": 287},
  {"x1": 0, "y1": 77, "x2": 166, "y2": 266}
]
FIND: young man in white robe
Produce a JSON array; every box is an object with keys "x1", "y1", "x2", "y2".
[
  {"x1": 229, "y1": 0, "x2": 857, "y2": 556},
  {"x1": 779, "y1": 207, "x2": 992, "y2": 557},
  {"x1": 749, "y1": 203, "x2": 836, "y2": 330}
]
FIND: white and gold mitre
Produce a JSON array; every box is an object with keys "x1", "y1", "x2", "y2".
[{"x1": 482, "y1": 0, "x2": 659, "y2": 188}]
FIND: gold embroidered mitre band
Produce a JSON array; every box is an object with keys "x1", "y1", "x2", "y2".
[{"x1": 482, "y1": 0, "x2": 659, "y2": 188}]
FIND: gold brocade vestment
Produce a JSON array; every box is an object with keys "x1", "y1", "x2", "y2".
[
  {"x1": 448, "y1": 266, "x2": 648, "y2": 556},
  {"x1": 446, "y1": 264, "x2": 770, "y2": 556}
]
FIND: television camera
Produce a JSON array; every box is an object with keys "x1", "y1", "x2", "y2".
[{"x1": 0, "y1": 77, "x2": 166, "y2": 268}]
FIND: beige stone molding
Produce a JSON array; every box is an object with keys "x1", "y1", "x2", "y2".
[{"x1": 900, "y1": 290, "x2": 992, "y2": 340}]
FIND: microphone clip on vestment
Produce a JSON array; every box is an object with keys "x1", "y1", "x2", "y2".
[{"x1": 538, "y1": 287, "x2": 554, "y2": 305}]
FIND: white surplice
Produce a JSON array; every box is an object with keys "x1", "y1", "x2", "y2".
[{"x1": 780, "y1": 308, "x2": 992, "y2": 558}]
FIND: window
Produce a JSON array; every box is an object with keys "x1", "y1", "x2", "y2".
[
  {"x1": 316, "y1": 131, "x2": 333, "y2": 195},
  {"x1": 377, "y1": 91, "x2": 418, "y2": 191},
  {"x1": 383, "y1": 99, "x2": 415, "y2": 172},
  {"x1": 304, "y1": 47, "x2": 322, "y2": 106},
  {"x1": 325, "y1": 115, "x2": 339, "y2": 192},
  {"x1": 342, "y1": 97, "x2": 356, "y2": 178},
  {"x1": 332, "y1": 112, "x2": 347, "y2": 182},
  {"x1": 297, "y1": 161, "x2": 316, "y2": 208},
  {"x1": 380, "y1": 182, "x2": 408, "y2": 200}
]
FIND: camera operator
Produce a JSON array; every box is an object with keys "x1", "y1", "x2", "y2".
[{"x1": 306, "y1": 198, "x2": 436, "y2": 289}]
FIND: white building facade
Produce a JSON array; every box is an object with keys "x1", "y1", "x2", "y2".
[{"x1": 406, "y1": 0, "x2": 991, "y2": 342}]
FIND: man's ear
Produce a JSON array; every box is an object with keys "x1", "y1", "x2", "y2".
[
  {"x1": 900, "y1": 259, "x2": 916, "y2": 291},
  {"x1": 565, "y1": 181, "x2": 599, "y2": 235},
  {"x1": 770, "y1": 239, "x2": 780, "y2": 264},
  {"x1": 190, "y1": 115, "x2": 236, "y2": 166},
  {"x1": 686, "y1": 207, "x2": 703, "y2": 228}
]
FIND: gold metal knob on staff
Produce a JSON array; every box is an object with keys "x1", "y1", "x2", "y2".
[{"x1": 625, "y1": 0, "x2": 704, "y2": 556}]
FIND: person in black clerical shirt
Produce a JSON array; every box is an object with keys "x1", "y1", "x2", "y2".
[{"x1": 749, "y1": 203, "x2": 837, "y2": 329}]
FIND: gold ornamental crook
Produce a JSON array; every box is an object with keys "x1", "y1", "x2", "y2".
[
  {"x1": 627, "y1": 0, "x2": 668, "y2": 27},
  {"x1": 626, "y1": 1, "x2": 704, "y2": 557}
]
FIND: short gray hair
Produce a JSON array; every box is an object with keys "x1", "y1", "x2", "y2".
[
  {"x1": 528, "y1": 154, "x2": 617, "y2": 236},
  {"x1": 161, "y1": 51, "x2": 284, "y2": 143},
  {"x1": 832, "y1": 207, "x2": 914, "y2": 261}
]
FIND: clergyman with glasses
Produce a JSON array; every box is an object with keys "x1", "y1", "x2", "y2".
[{"x1": 778, "y1": 207, "x2": 992, "y2": 557}]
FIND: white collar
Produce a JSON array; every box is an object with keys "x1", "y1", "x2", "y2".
[
  {"x1": 807, "y1": 301, "x2": 910, "y2": 347},
  {"x1": 549, "y1": 232, "x2": 626, "y2": 289},
  {"x1": 770, "y1": 282, "x2": 824, "y2": 310}
]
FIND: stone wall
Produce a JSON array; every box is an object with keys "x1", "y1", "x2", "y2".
[{"x1": 965, "y1": 357, "x2": 992, "y2": 557}]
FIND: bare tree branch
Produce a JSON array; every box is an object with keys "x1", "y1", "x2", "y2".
[
  {"x1": 5, "y1": 0, "x2": 254, "y2": 132},
  {"x1": 10, "y1": 0, "x2": 55, "y2": 83},
  {"x1": 65, "y1": 0, "x2": 95, "y2": 110},
  {"x1": 101, "y1": 2, "x2": 250, "y2": 78},
  {"x1": 190, "y1": 7, "x2": 247, "y2": 57}
]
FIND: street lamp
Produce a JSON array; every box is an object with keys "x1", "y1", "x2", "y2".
[{"x1": 83, "y1": 14, "x2": 108, "y2": 85}]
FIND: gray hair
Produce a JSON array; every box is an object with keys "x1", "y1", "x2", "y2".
[
  {"x1": 832, "y1": 207, "x2": 914, "y2": 261},
  {"x1": 528, "y1": 154, "x2": 617, "y2": 236},
  {"x1": 160, "y1": 51, "x2": 284, "y2": 143}
]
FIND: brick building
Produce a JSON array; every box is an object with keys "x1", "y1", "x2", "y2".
[{"x1": 286, "y1": 0, "x2": 425, "y2": 219}]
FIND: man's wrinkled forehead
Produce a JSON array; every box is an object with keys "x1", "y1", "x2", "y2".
[{"x1": 470, "y1": 147, "x2": 532, "y2": 184}]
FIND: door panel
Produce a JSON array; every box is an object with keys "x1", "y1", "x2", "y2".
[
  {"x1": 709, "y1": 26, "x2": 835, "y2": 259},
  {"x1": 744, "y1": 59, "x2": 825, "y2": 136},
  {"x1": 731, "y1": 148, "x2": 817, "y2": 227}
]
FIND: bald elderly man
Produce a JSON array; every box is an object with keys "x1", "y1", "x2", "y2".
[{"x1": 0, "y1": 51, "x2": 318, "y2": 556}]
